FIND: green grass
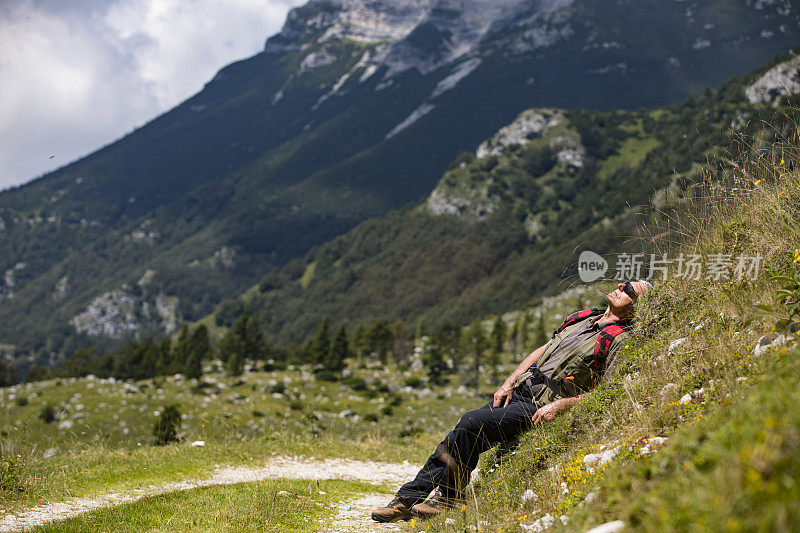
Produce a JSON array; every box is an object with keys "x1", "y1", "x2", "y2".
[
  {"x1": 0, "y1": 360, "x2": 493, "y2": 513},
  {"x1": 32, "y1": 478, "x2": 381, "y2": 532},
  {"x1": 299, "y1": 261, "x2": 316, "y2": 289},
  {"x1": 418, "y1": 115, "x2": 800, "y2": 531},
  {"x1": 598, "y1": 134, "x2": 659, "y2": 180}
]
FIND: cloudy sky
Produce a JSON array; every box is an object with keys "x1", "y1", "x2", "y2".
[{"x1": 0, "y1": 0, "x2": 306, "y2": 191}]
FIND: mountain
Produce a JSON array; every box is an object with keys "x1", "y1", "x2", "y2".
[
  {"x1": 0, "y1": 0, "x2": 798, "y2": 364},
  {"x1": 212, "y1": 49, "x2": 800, "y2": 343}
]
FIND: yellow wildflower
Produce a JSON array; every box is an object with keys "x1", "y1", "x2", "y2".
[{"x1": 754, "y1": 179, "x2": 762, "y2": 185}]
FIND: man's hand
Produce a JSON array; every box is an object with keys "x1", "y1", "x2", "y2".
[
  {"x1": 532, "y1": 397, "x2": 580, "y2": 425},
  {"x1": 493, "y1": 382, "x2": 515, "y2": 408}
]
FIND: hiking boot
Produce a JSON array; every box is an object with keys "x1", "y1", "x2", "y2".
[
  {"x1": 370, "y1": 497, "x2": 412, "y2": 523},
  {"x1": 410, "y1": 492, "x2": 462, "y2": 519}
]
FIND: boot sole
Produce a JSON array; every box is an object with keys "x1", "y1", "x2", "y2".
[{"x1": 371, "y1": 512, "x2": 412, "y2": 523}]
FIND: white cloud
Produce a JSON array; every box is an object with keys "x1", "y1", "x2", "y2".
[{"x1": 0, "y1": 0, "x2": 304, "y2": 191}]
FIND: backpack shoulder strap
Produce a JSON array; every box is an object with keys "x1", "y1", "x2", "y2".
[
  {"x1": 591, "y1": 323, "x2": 631, "y2": 373},
  {"x1": 553, "y1": 308, "x2": 603, "y2": 338}
]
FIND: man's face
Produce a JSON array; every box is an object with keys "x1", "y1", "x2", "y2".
[{"x1": 606, "y1": 281, "x2": 643, "y2": 309}]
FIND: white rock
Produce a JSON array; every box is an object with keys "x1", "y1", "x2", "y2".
[
  {"x1": 477, "y1": 109, "x2": 562, "y2": 159},
  {"x1": 58, "y1": 420, "x2": 73, "y2": 430},
  {"x1": 301, "y1": 49, "x2": 337, "y2": 70},
  {"x1": 43, "y1": 448, "x2": 57, "y2": 459},
  {"x1": 753, "y1": 333, "x2": 792, "y2": 357},
  {"x1": 520, "y1": 513, "x2": 555, "y2": 532},
  {"x1": 660, "y1": 383, "x2": 677, "y2": 396},
  {"x1": 521, "y1": 489, "x2": 539, "y2": 503},
  {"x1": 585, "y1": 520, "x2": 626, "y2": 533},
  {"x1": 680, "y1": 393, "x2": 692, "y2": 404},
  {"x1": 190, "y1": 440, "x2": 205, "y2": 447},
  {"x1": 746, "y1": 56, "x2": 800, "y2": 104},
  {"x1": 599, "y1": 446, "x2": 620, "y2": 465},
  {"x1": 584, "y1": 491, "x2": 599, "y2": 504},
  {"x1": 667, "y1": 337, "x2": 687, "y2": 354}
]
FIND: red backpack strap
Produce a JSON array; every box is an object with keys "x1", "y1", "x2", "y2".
[
  {"x1": 591, "y1": 324, "x2": 629, "y2": 373},
  {"x1": 554, "y1": 308, "x2": 603, "y2": 338}
]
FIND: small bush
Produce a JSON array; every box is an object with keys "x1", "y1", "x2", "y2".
[
  {"x1": 343, "y1": 376, "x2": 367, "y2": 391},
  {"x1": 364, "y1": 413, "x2": 379, "y2": 422},
  {"x1": 380, "y1": 405, "x2": 394, "y2": 416},
  {"x1": 15, "y1": 397, "x2": 28, "y2": 407},
  {"x1": 288, "y1": 399, "x2": 304, "y2": 411},
  {"x1": 153, "y1": 405, "x2": 182, "y2": 446},
  {"x1": 38, "y1": 405, "x2": 56, "y2": 424},
  {"x1": 388, "y1": 393, "x2": 403, "y2": 407},
  {"x1": 399, "y1": 423, "x2": 421, "y2": 438},
  {"x1": 268, "y1": 382, "x2": 286, "y2": 394},
  {"x1": 252, "y1": 409, "x2": 265, "y2": 418},
  {"x1": 403, "y1": 376, "x2": 424, "y2": 389},
  {"x1": 0, "y1": 456, "x2": 24, "y2": 494}
]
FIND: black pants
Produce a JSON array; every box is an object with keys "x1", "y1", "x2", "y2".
[{"x1": 396, "y1": 390, "x2": 538, "y2": 507}]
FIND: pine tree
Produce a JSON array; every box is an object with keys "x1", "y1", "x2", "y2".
[
  {"x1": 225, "y1": 351, "x2": 244, "y2": 377},
  {"x1": 435, "y1": 321, "x2": 461, "y2": 366},
  {"x1": 508, "y1": 320, "x2": 518, "y2": 353},
  {"x1": 423, "y1": 344, "x2": 448, "y2": 386},
  {"x1": 532, "y1": 313, "x2": 548, "y2": 349},
  {"x1": 157, "y1": 337, "x2": 172, "y2": 376},
  {"x1": 489, "y1": 317, "x2": 506, "y2": 385},
  {"x1": 170, "y1": 326, "x2": 190, "y2": 375},
  {"x1": 415, "y1": 316, "x2": 427, "y2": 339},
  {"x1": 323, "y1": 325, "x2": 349, "y2": 379},
  {"x1": 517, "y1": 312, "x2": 530, "y2": 350},
  {"x1": 463, "y1": 319, "x2": 488, "y2": 396},
  {"x1": 184, "y1": 324, "x2": 212, "y2": 379},
  {"x1": 1, "y1": 358, "x2": 18, "y2": 386},
  {"x1": 366, "y1": 318, "x2": 393, "y2": 362},
  {"x1": 236, "y1": 312, "x2": 267, "y2": 360},
  {"x1": 219, "y1": 328, "x2": 245, "y2": 367},
  {"x1": 310, "y1": 317, "x2": 331, "y2": 366},
  {"x1": 352, "y1": 323, "x2": 367, "y2": 362}
]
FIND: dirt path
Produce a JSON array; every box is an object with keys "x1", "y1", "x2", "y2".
[
  {"x1": 0, "y1": 456, "x2": 419, "y2": 532},
  {"x1": 320, "y1": 493, "x2": 407, "y2": 533}
]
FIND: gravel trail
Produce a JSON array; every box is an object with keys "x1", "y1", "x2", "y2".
[
  {"x1": 318, "y1": 493, "x2": 408, "y2": 533},
  {"x1": 0, "y1": 456, "x2": 419, "y2": 532}
]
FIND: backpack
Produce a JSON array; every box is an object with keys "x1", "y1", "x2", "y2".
[
  {"x1": 521, "y1": 308, "x2": 631, "y2": 403},
  {"x1": 553, "y1": 308, "x2": 631, "y2": 374}
]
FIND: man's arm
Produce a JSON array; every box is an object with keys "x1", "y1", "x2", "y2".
[
  {"x1": 531, "y1": 334, "x2": 630, "y2": 424},
  {"x1": 531, "y1": 395, "x2": 582, "y2": 425},
  {"x1": 492, "y1": 341, "x2": 549, "y2": 408}
]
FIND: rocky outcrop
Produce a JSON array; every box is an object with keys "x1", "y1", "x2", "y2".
[
  {"x1": 267, "y1": 0, "x2": 572, "y2": 81},
  {"x1": 70, "y1": 289, "x2": 140, "y2": 338},
  {"x1": 746, "y1": 55, "x2": 800, "y2": 105},
  {"x1": 476, "y1": 109, "x2": 562, "y2": 158}
]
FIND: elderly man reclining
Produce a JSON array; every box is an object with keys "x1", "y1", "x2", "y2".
[{"x1": 371, "y1": 280, "x2": 650, "y2": 522}]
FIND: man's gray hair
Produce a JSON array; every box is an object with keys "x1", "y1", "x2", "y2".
[{"x1": 636, "y1": 279, "x2": 652, "y2": 295}]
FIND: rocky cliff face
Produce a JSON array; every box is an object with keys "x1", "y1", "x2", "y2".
[{"x1": 267, "y1": 0, "x2": 572, "y2": 78}]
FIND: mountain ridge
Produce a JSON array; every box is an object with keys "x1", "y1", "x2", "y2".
[{"x1": 0, "y1": 0, "x2": 798, "y2": 365}]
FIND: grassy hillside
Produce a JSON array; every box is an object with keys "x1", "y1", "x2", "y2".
[
  {"x1": 2, "y1": 126, "x2": 799, "y2": 530},
  {"x1": 417, "y1": 111, "x2": 800, "y2": 532},
  {"x1": 220, "y1": 50, "x2": 800, "y2": 345}
]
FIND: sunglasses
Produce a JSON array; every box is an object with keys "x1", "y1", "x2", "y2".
[{"x1": 622, "y1": 280, "x2": 638, "y2": 300}]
